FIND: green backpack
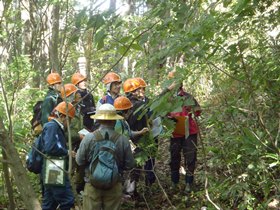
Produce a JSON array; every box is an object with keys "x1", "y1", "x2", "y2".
[{"x1": 89, "y1": 130, "x2": 121, "y2": 190}]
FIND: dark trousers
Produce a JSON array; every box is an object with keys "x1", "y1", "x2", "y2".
[
  {"x1": 144, "y1": 157, "x2": 156, "y2": 185},
  {"x1": 42, "y1": 178, "x2": 75, "y2": 210},
  {"x1": 169, "y1": 134, "x2": 197, "y2": 184}
]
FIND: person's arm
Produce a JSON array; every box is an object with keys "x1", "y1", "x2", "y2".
[
  {"x1": 76, "y1": 133, "x2": 93, "y2": 166},
  {"x1": 122, "y1": 137, "x2": 135, "y2": 170},
  {"x1": 43, "y1": 124, "x2": 68, "y2": 156},
  {"x1": 131, "y1": 127, "x2": 149, "y2": 138},
  {"x1": 193, "y1": 97, "x2": 202, "y2": 117}
]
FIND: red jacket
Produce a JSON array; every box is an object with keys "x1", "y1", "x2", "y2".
[{"x1": 168, "y1": 89, "x2": 201, "y2": 138}]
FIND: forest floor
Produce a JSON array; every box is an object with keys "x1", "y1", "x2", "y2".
[{"x1": 120, "y1": 137, "x2": 208, "y2": 210}]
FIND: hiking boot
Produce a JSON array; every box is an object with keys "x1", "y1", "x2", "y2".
[
  {"x1": 184, "y1": 183, "x2": 191, "y2": 194},
  {"x1": 171, "y1": 182, "x2": 178, "y2": 190}
]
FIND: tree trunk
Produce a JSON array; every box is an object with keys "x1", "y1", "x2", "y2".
[
  {"x1": 50, "y1": 2, "x2": 60, "y2": 73},
  {"x1": 126, "y1": 0, "x2": 136, "y2": 15},
  {"x1": 0, "y1": 118, "x2": 41, "y2": 210},
  {"x1": 2, "y1": 151, "x2": 15, "y2": 210},
  {"x1": 109, "y1": 0, "x2": 116, "y2": 13},
  {"x1": 84, "y1": 29, "x2": 94, "y2": 82}
]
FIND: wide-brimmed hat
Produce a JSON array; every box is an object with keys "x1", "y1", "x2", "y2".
[{"x1": 91, "y1": 103, "x2": 123, "y2": 120}]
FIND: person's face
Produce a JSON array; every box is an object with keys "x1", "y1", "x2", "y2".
[
  {"x1": 73, "y1": 92, "x2": 82, "y2": 105},
  {"x1": 131, "y1": 88, "x2": 142, "y2": 100},
  {"x1": 78, "y1": 80, "x2": 87, "y2": 90},
  {"x1": 118, "y1": 109, "x2": 130, "y2": 120},
  {"x1": 66, "y1": 93, "x2": 75, "y2": 103},
  {"x1": 139, "y1": 87, "x2": 145, "y2": 100},
  {"x1": 58, "y1": 115, "x2": 72, "y2": 128},
  {"x1": 110, "y1": 81, "x2": 121, "y2": 95},
  {"x1": 63, "y1": 117, "x2": 72, "y2": 128},
  {"x1": 54, "y1": 83, "x2": 62, "y2": 91}
]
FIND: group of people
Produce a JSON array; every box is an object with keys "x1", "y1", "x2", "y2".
[{"x1": 33, "y1": 70, "x2": 201, "y2": 210}]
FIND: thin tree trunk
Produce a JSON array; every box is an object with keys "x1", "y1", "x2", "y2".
[
  {"x1": 2, "y1": 151, "x2": 15, "y2": 210},
  {"x1": 84, "y1": 28, "x2": 94, "y2": 81},
  {"x1": 126, "y1": 0, "x2": 136, "y2": 15},
  {"x1": 0, "y1": 118, "x2": 41, "y2": 210},
  {"x1": 50, "y1": 2, "x2": 60, "y2": 73},
  {"x1": 109, "y1": 0, "x2": 116, "y2": 13}
]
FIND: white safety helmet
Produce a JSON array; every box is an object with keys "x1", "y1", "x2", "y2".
[{"x1": 90, "y1": 103, "x2": 123, "y2": 120}]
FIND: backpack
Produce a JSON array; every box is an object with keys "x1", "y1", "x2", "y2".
[
  {"x1": 26, "y1": 135, "x2": 44, "y2": 174},
  {"x1": 89, "y1": 130, "x2": 120, "y2": 190},
  {"x1": 30, "y1": 101, "x2": 43, "y2": 134}
]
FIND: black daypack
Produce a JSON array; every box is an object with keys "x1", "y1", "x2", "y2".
[
  {"x1": 26, "y1": 135, "x2": 44, "y2": 174},
  {"x1": 89, "y1": 131, "x2": 120, "y2": 190},
  {"x1": 30, "y1": 101, "x2": 43, "y2": 132}
]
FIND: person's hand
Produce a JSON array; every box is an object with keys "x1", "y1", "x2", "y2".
[
  {"x1": 140, "y1": 127, "x2": 149, "y2": 134},
  {"x1": 79, "y1": 134, "x2": 85, "y2": 140},
  {"x1": 69, "y1": 150, "x2": 76, "y2": 158},
  {"x1": 168, "y1": 81, "x2": 177, "y2": 91}
]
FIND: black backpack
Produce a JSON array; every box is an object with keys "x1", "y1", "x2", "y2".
[
  {"x1": 30, "y1": 101, "x2": 43, "y2": 131},
  {"x1": 26, "y1": 135, "x2": 44, "y2": 174}
]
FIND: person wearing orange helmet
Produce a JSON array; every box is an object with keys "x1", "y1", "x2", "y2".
[
  {"x1": 114, "y1": 96, "x2": 149, "y2": 140},
  {"x1": 41, "y1": 72, "x2": 63, "y2": 125},
  {"x1": 134, "y1": 77, "x2": 148, "y2": 102},
  {"x1": 71, "y1": 72, "x2": 96, "y2": 131},
  {"x1": 122, "y1": 78, "x2": 147, "y2": 135},
  {"x1": 61, "y1": 83, "x2": 89, "y2": 195},
  {"x1": 123, "y1": 78, "x2": 159, "y2": 195},
  {"x1": 167, "y1": 70, "x2": 201, "y2": 194},
  {"x1": 96, "y1": 72, "x2": 122, "y2": 109},
  {"x1": 113, "y1": 96, "x2": 149, "y2": 198},
  {"x1": 41, "y1": 101, "x2": 76, "y2": 210}
]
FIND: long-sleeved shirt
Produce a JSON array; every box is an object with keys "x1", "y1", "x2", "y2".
[
  {"x1": 168, "y1": 89, "x2": 201, "y2": 138},
  {"x1": 76, "y1": 124, "x2": 135, "y2": 175},
  {"x1": 41, "y1": 119, "x2": 68, "y2": 157},
  {"x1": 41, "y1": 88, "x2": 62, "y2": 125}
]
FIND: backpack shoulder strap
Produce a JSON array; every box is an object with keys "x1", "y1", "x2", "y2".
[
  {"x1": 93, "y1": 130, "x2": 104, "y2": 141},
  {"x1": 110, "y1": 132, "x2": 121, "y2": 143},
  {"x1": 93, "y1": 130, "x2": 120, "y2": 143}
]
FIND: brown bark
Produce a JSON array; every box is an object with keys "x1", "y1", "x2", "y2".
[
  {"x1": 50, "y1": 2, "x2": 60, "y2": 73},
  {"x1": 2, "y1": 151, "x2": 15, "y2": 210},
  {"x1": 0, "y1": 118, "x2": 41, "y2": 210}
]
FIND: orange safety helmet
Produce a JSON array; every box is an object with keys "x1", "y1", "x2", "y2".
[
  {"x1": 135, "y1": 77, "x2": 147, "y2": 88},
  {"x1": 54, "y1": 102, "x2": 76, "y2": 119},
  {"x1": 46, "y1": 73, "x2": 62, "y2": 85},
  {"x1": 71, "y1": 72, "x2": 86, "y2": 85},
  {"x1": 102, "y1": 72, "x2": 121, "y2": 85},
  {"x1": 114, "y1": 96, "x2": 133, "y2": 111},
  {"x1": 60, "y1": 84, "x2": 78, "y2": 99},
  {"x1": 123, "y1": 78, "x2": 141, "y2": 93}
]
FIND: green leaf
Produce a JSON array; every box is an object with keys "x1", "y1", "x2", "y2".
[
  {"x1": 87, "y1": 14, "x2": 105, "y2": 30},
  {"x1": 95, "y1": 30, "x2": 106, "y2": 50},
  {"x1": 119, "y1": 36, "x2": 132, "y2": 44},
  {"x1": 117, "y1": 46, "x2": 128, "y2": 55},
  {"x1": 264, "y1": 153, "x2": 279, "y2": 161},
  {"x1": 131, "y1": 43, "x2": 143, "y2": 51}
]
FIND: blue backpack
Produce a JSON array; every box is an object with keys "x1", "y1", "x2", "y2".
[
  {"x1": 89, "y1": 131, "x2": 120, "y2": 190},
  {"x1": 26, "y1": 135, "x2": 44, "y2": 174}
]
